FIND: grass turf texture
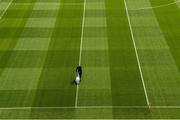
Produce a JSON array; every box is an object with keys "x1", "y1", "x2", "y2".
[{"x1": 0, "y1": 0, "x2": 180, "y2": 119}]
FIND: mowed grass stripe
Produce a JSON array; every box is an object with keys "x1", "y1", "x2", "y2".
[
  {"x1": 124, "y1": 0, "x2": 150, "y2": 106},
  {"x1": 0, "y1": 3, "x2": 83, "y2": 10},
  {"x1": 78, "y1": 0, "x2": 113, "y2": 108},
  {"x1": 2, "y1": 10, "x2": 58, "y2": 18},
  {"x1": 105, "y1": 0, "x2": 147, "y2": 106},
  {"x1": 149, "y1": 0, "x2": 180, "y2": 105},
  {"x1": 2, "y1": 5, "x2": 88, "y2": 18},
  {"x1": 31, "y1": 0, "x2": 84, "y2": 107}
]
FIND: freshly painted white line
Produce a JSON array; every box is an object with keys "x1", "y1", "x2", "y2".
[
  {"x1": 1, "y1": 106, "x2": 180, "y2": 110},
  {"x1": 75, "y1": 85, "x2": 79, "y2": 108},
  {"x1": 124, "y1": 0, "x2": 150, "y2": 106},
  {"x1": 8, "y1": 3, "x2": 82, "y2": 6},
  {"x1": 0, "y1": 0, "x2": 14, "y2": 19},
  {"x1": 78, "y1": 0, "x2": 86, "y2": 66},
  {"x1": 75, "y1": 0, "x2": 86, "y2": 108},
  {"x1": 129, "y1": 0, "x2": 180, "y2": 11},
  {"x1": 77, "y1": 106, "x2": 180, "y2": 109}
]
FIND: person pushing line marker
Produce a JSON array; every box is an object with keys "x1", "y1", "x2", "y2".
[{"x1": 74, "y1": 66, "x2": 82, "y2": 85}]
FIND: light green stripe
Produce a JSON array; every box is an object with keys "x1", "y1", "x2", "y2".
[
  {"x1": 25, "y1": 18, "x2": 56, "y2": 28},
  {"x1": 126, "y1": 0, "x2": 150, "y2": 9},
  {"x1": 15, "y1": 38, "x2": 51, "y2": 50},
  {"x1": 0, "y1": 68, "x2": 42, "y2": 90},
  {"x1": 86, "y1": 1, "x2": 105, "y2": 10},
  {"x1": 2, "y1": 3, "x2": 82, "y2": 10},
  {"x1": 33, "y1": 2, "x2": 60, "y2": 10},
  {"x1": 83, "y1": 37, "x2": 108, "y2": 50},
  {"x1": 85, "y1": 17, "x2": 107, "y2": 27},
  {"x1": 78, "y1": 0, "x2": 112, "y2": 109}
]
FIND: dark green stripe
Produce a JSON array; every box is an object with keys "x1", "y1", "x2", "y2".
[{"x1": 105, "y1": 0, "x2": 147, "y2": 106}]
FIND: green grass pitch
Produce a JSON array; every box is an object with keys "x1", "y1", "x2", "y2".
[{"x1": 0, "y1": 0, "x2": 180, "y2": 119}]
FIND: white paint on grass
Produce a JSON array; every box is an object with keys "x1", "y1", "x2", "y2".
[
  {"x1": 75, "y1": 0, "x2": 87, "y2": 108},
  {"x1": 129, "y1": 0, "x2": 180, "y2": 11},
  {"x1": 0, "y1": 0, "x2": 14, "y2": 19},
  {"x1": 7, "y1": 2, "x2": 82, "y2": 6},
  {"x1": 78, "y1": 0, "x2": 86, "y2": 66},
  {"x1": 75, "y1": 85, "x2": 79, "y2": 108},
  {"x1": 0, "y1": 68, "x2": 42, "y2": 90},
  {"x1": 124, "y1": 0, "x2": 150, "y2": 106},
  {"x1": 1, "y1": 105, "x2": 180, "y2": 110}
]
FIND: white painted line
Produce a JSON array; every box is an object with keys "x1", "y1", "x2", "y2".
[
  {"x1": 78, "y1": 0, "x2": 86, "y2": 66},
  {"x1": 124, "y1": 0, "x2": 150, "y2": 106},
  {"x1": 78, "y1": 106, "x2": 180, "y2": 109},
  {"x1": 75, "y1": 85, "x2": 79, "y2": 108},
  {"x1": 1, "y1": 106, "x2": 180, "y2": 110},
  {"x1": 129, "y1": 0, "x2": 180, "y2": 11},
  {"x1": 0, "y1": 0, "x2": 14, "y2": 19},
  {"x1": 75, "y1": 0, "x2": 86, "y2": 108},
  {"x1": 7, "y1": 3, "x2": 82, "y2": 6}
]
